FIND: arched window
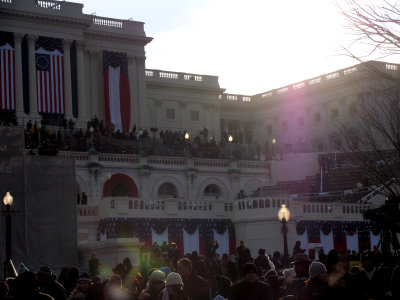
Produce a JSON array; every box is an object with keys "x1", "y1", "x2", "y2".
[
  {"x1": 272, "y1": 199, "x2": 276, "y2": 208},
  {"x1": 140, "y1": 200, "x2": 144, "y2": 209},
  {"x1": 112, "y1": 183, "x2": 129, "y2": 197},
  {"x1": 253, "y1": 200, "x2": 258, "y2": 209},
  {"x1": 134, "y1": 200, "x2": 138, "y2": 209},
  {"x1": 157, "y1": 182, "x2": 179, "y2": 198},
  {"x1": 129, "y1": 200, "x2": 133, "y2": 209},
  {"x1": 265, "y1": 199, "x2": 270, "y2": 208},
  {"x1": 110, "y1": 199, "x2": 115, "y2": 209},
  {"x1": 103, "y1": 173, "x2": 139, "y2": 197},
  {"x1": 203, "y1": 184, "x2": 223, "y2": 199},
  {"x1": 259, "y1": 199, "x2": 264, "y2": 208}
]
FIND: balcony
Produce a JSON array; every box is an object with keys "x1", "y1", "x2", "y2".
[
  {"x1": 89, "y1": 197, "x2": 233, "y2": 219},
  {"x1": 232, "y1": 196, "x2": 372, "y2": 222},
  {"x1": 57, "y1": 151, "x2": 270, "y2": 173}
]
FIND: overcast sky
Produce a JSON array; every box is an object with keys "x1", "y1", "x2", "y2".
[{"x1": 77, "y1": 0, "x2": 380, "y2": 95}]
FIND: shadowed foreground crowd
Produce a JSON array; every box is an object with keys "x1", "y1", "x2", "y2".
[{"x1": 1, "y1": 241, "x2": 400, "y2": 300}]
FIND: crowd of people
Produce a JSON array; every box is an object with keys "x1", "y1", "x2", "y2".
[
  {"x1": 1, "y1": 239, "x2": 400, "y2": 300},
  {"x1": 15, "y1": 115, "x2": 268, "y2": 160}
]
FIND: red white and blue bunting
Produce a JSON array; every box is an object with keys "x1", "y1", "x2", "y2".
[
  {"x1": 296, "y1": 220, "x2": 379, "y2": 258},
  {"x1": 97, "y1": 218, "x2": 236, "y2": 256}
]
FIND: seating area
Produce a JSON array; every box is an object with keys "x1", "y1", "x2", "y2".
[{"x1": 248, "y1": 153, "x2": 379, "y2": 203}]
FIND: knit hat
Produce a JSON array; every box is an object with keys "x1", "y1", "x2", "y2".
[
  {"x1": 166, "y1": 272, "x2": 183, "y2": 286},
  {"x1": 18, "y1": 263, "x2": 29, "y2": 275},
  {"x1": 309, "y1": 262, "x2": 327, "y2": 279},
  {"x1": 78, "y1": 272, "x2": 92, "y2": 282},
  {"x1": 36, "y1": 266, "x2": 52, "y2": 278},
  {"x1": 159, "y1": 267, "x2": 172, "y2": 276},
  {"x1": 150, "y1": 270, "x2": 165, "y2": 283}
]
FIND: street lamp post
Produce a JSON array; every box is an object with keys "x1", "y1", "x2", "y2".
[
  {"x1": 184, "y1": 132, "x2": 190, "y2": 158},
  {"x1": 271, "y1": 137, "x2": 276, "y2": 160},
  {"x1": 228, "y1": 134, "x2": 233, "y2": 159},
  {"x1": 278, "y1": 204, "x2": 290, "y2": 267},
  {"x1": 1, "y1": 191, "x2": 16, "y2": 279}
]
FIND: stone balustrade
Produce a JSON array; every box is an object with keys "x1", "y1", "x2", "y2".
[
  {"x1": 1, "y1": 0, "x2": 84, "y2": 17},
  {"x1": 77, "y1": 205, "x2": 98, "y2": 217},
  {"x1": 99, "y1": 153, "x2": 139, "y2": 164},
  {"x1": 147, "y1": 157, "x2": 185, "y2": 166},
  {"x1": 219, "y1": 93, "x2": 253, "y2": 103},
  {"x1": 56, "y1": 151, "x2": 270, "y2": 171},
  {"x1": 233, "y1": 196, "x2": 373, "y2": 222},
  {"x1": 193, "y1": 158, "x2": 229, "y2": 168},
  {"x1": 96, "y1": 197, "x2": 230, "y2": 219},
  {"x1": 145, "y1": 69, "x2": 220, "y2": 89}
]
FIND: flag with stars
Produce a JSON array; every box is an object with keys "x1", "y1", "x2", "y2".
[
  {"x1": 103, "y1": 51, "x2": 131, "y2": 133},
  {"x1": 35, "y1": 47, "x2": 65, "y2": 114},
  {"x1": 0, "y1": 43, "x2": 15, "y2": 110}
]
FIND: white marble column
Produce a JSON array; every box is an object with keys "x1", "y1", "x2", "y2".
[
  {"x1": 135, "y1": 56, "x2": 148, "y2": 128},
  {"x1": 63, "y1": 39, "x2": 73, "y2": 119},
  {"x1": 27, "y1": 34, "x2": 38, "y2": 118},
  {"x1": 127, "y1": 54, "x2": 137, "y2": 130},
  {"x1": 89, "y1": 50, "x2": 100, "y2": 119},
  {"x1": 76, "y1": 41, "x2": 87, "y2": 121},
  {"x1": 13, "y1": 33, "x2": 25, "y2": 118}
]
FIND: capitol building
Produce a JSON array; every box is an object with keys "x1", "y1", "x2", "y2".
[{"x1": 0, "y1": 0, "x2": 394, "y2": 272}]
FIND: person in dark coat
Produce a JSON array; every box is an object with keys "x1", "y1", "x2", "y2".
[
  {"x1": 8, "y1": 271, "x2": 54, "y2": 300},
  {"x1": 265, "y1": 270, "x2": 284, "y2": 300},
  {"x1": 349, "y1": 250, "x2": 388, "y2": 300},
  {"x1": 298, "y1": 262, "x2": 328, "y2": 300},
  {"x1": 284, "y1": 253, "x2": 311, "y2": 299},
  {"x1": 292, "y1": 241, "x2": 305, "y2": 257},
  {"x1": 139, "y1": 270, "x2": 165, "y2": 300},
  {"x1": 36, "y1": 266, "x2": 67, "y2": 300},
  {"x1": 178, "y1": 258, "x2": 210, "y2": 300},
  {"x1": 68, "y1": 273, "x2": 92, "y2": 300},
  {"x1": 228, "y1": 262, "x2": 273, "y2": 300},
  {"x1": 254, "y1": 249, "x2": 273, "y2": 273}
]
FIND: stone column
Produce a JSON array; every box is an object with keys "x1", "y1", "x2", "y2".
[
  {"x1": 76, "y1": 41, "x2": 87, "y2": 121},
  {"x1": 13, "y1": 33, "x2": 25, "y2": 118},
  {"x1": 135, "y1": 56, "x2": 148, "y2": 129},
  {"x1": 27, "y1": 34, "x2": 38, "y2": 118},
  {"x1": 63, "y1": 39, "x2": 73, "y2": 119},
  {"x1": 127, "y1": 54, "x2": 137, "y2": 130},
  {"x1": 89, "y1": 50, "x2": 100, "y2": 119}
]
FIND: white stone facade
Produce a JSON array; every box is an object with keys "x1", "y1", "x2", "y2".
[{"x1": 0, "y1": 0, "x2": 391, "y2": 266}]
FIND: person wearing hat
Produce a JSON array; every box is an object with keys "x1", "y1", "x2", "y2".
[
  {"x1": 140, "y1": 270, "x2": 165, "y2": 300},
  {"x1": 160, "y1": 272, "x2": 187, "y2": 300},
  {"x1": 283, "y1": 253, "x2": 311, "y2": 298},
  {"x1": 177, "y1": 258, "x2": 209, "y2": 300},
  {"x1": 68, "y1": 273, "x2": 91, "y2": 300},
  {"x1": 297, "y1": 262, "x2": 328, "y2": 300},
  {"x1": 229, "y1": 262, "x2": 273, "y2": 300},
  {"x1": 36, "y1": 266, "x2": 67, "y2": 300},
  {"x1": 349, "y1": 250, "x2": 388, "y2": 300}
]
